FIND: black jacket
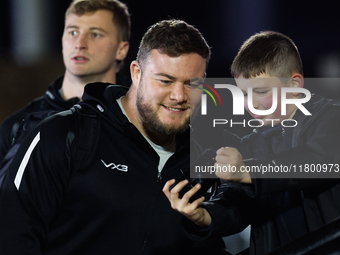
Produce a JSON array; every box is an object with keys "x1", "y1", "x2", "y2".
[
  {"x1": 0, "y1": 74, "x2": 131, "y2": 164},
  {"x1": 0, "y1": 83, "x2": 226, "y2": 255},
  {"x1": 183, "y1": 94, "x2": 340, "y2": 255},
  {"x1": 0, "y1": 76, "x2": 78, "y2": 163}
]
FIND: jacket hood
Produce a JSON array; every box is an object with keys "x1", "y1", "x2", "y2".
[
  {"x1": 251, "y1": 94, "x2": 332, "y2": 135},
  {"x1": 44, "y1": 76, "x2": 80, "y2": 111},
  {"x1": 44, "y1": 73, "x2": 132, "y2": 112},
  {"x1": 82, "y1": 82, "x2": 119, "y2": 102},
  {"x1": 239, "y1": 94, "x2": 335, "y2": 153},
  {"x1": 296, "y1": 93, "x2": 332, "y2": 122},
  {"x1": 292, "y1": 93, "x2": 334, "y2": 140},
  {"x1": 81, "y1": 82, "x2": 130, "y2": 126}
]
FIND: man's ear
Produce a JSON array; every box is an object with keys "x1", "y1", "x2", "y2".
[
  {"x1": 291, "y1": 73, "x2": 304, "y2": 96},
  {"x1": 130, "y1": 60, "x2": 141, "y2": 87},
  {"x1": 115, "y1": 41, "x2": 130, "y2": 61}
]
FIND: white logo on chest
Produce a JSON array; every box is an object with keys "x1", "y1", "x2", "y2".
[{"x1": 101, "y1": 159, "x2": 128, "y2": 172}]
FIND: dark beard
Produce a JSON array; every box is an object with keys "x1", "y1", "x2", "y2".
[{"x1": 136, "y1": 85, "x2": 190, "y2": 136}]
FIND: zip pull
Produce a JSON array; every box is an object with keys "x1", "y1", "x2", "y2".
[{"x1": 157, "y1": 171, "x2": 162, "y2": 182}]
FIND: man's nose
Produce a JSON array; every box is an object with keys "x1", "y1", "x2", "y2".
[
  {"x1": 75, "y1": 34, "x2": 88, "y2": 50},
  {"x1": 169, "y1": 83, "x2": 188, "y2": 103}
]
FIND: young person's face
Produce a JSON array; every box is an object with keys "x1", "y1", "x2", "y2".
[
  {"x1": 235, "y1": 73, "x2": 301, "y2": 126},
  {"x1": 132, "y1": 50, "x2": 206, "y2": 136},
  {"x1": 62, "y1": 10, "x2": 128, "y2": 80}
]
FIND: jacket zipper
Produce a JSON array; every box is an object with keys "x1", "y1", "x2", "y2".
[
  {"x1": 157, "y1": 171, "x2": 162, "y2": 182},
  {"x1": 141, "y1": 171, "x2": 162, "y2": 253}
]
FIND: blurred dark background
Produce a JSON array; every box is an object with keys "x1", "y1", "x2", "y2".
[
  {"x1": 1, "y1": 0, "x2": 340, "y2": 124},
  {"x1": 1, "y1": 1, "x2": 340, "y2": 253}
]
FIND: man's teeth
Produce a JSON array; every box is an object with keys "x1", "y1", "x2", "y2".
[
  {"x1": 168, "y1": 107, "x2": 181, "y2": 111},
  {"x1": 75, "y1": 57, "x2": 84, "y2": 60}
]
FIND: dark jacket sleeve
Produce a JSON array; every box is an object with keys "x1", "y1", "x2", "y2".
[
  {"x1": 242, "y1": 105, "x2": 340, "y2": 196},
  {"x1": 183, "y1": 102, "x2": 340, "y2": 244},
  {"x1": 0, "y1": 109, "x2": 27, "y2": 163},
  {"x1": 0, "y1": 113, "x2": 74, "y2": 254},
  {"x1": 0, "y1": 96, "x2": 47, "y2": 164},
  {"x1": 183, "y1": 182, "x2": 253, "y2": 241}
]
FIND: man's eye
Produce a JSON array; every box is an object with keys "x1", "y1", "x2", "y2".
[
  {"x1": 256, "y1": 90, "x2": 268, "y2": 95},
  {"x1": 160, "y1": 80, "x2": 171, "y2": 84},
  {"x1": 93, "y1": 33, "x2": 101, "y2": 38},
  {"x1": 189, "y1": 83, "x2": 202, "y2": 88},
  {"x1": 70, "y1": 31, "x2": 78, "y2": 36}
]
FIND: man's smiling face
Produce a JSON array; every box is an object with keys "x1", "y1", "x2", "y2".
[{"x1": 135, "y1": 50, "x2": 206, "y2": 135}]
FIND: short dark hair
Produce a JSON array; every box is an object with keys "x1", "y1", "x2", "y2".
[
  {"x1": 66, "y1": 0, "x2": 131, "y2": 42},
  {"x1": 231, "y1": 31, "x2": 303, "y2": 79},
  {"x1": 137, "y1": 19, "x2": 211, "y2": 70}
]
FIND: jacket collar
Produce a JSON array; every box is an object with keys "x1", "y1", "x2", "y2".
[{"x1": 44, "y1": 76, "x2": 80, "y2": 111}]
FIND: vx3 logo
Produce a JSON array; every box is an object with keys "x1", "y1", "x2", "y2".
[{"x1": 101, "y1": 159, "x2": 128, "y2": 172}]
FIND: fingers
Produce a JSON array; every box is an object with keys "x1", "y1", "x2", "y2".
[
  {"x1": 216, "y1": 146, "x2": 238, "y2": 156},
  {"x1": 214, "y1": 147, "x2": 248, "y2": 182},
  {"x1": 180, "y1": 183, "x2": 200, "y2": 203},
  {"x1": 163, "y1": 179, "x2": 189, "y2": 202},
  {"x1": 162, "y1": 179, "x2": 176, "y2": 199},
  {"x1": 162, "y1": 180, "x2": 205, "y2": 215},
  {"x1": 162, "y1": 180, "x2": 210, "y2": 227},
  {"x1": 190, "y1": 196, "x2": 205, "y2": 212},
  {"x1": 169, "y1": 179, "x2": 189, "y2": 195}
]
